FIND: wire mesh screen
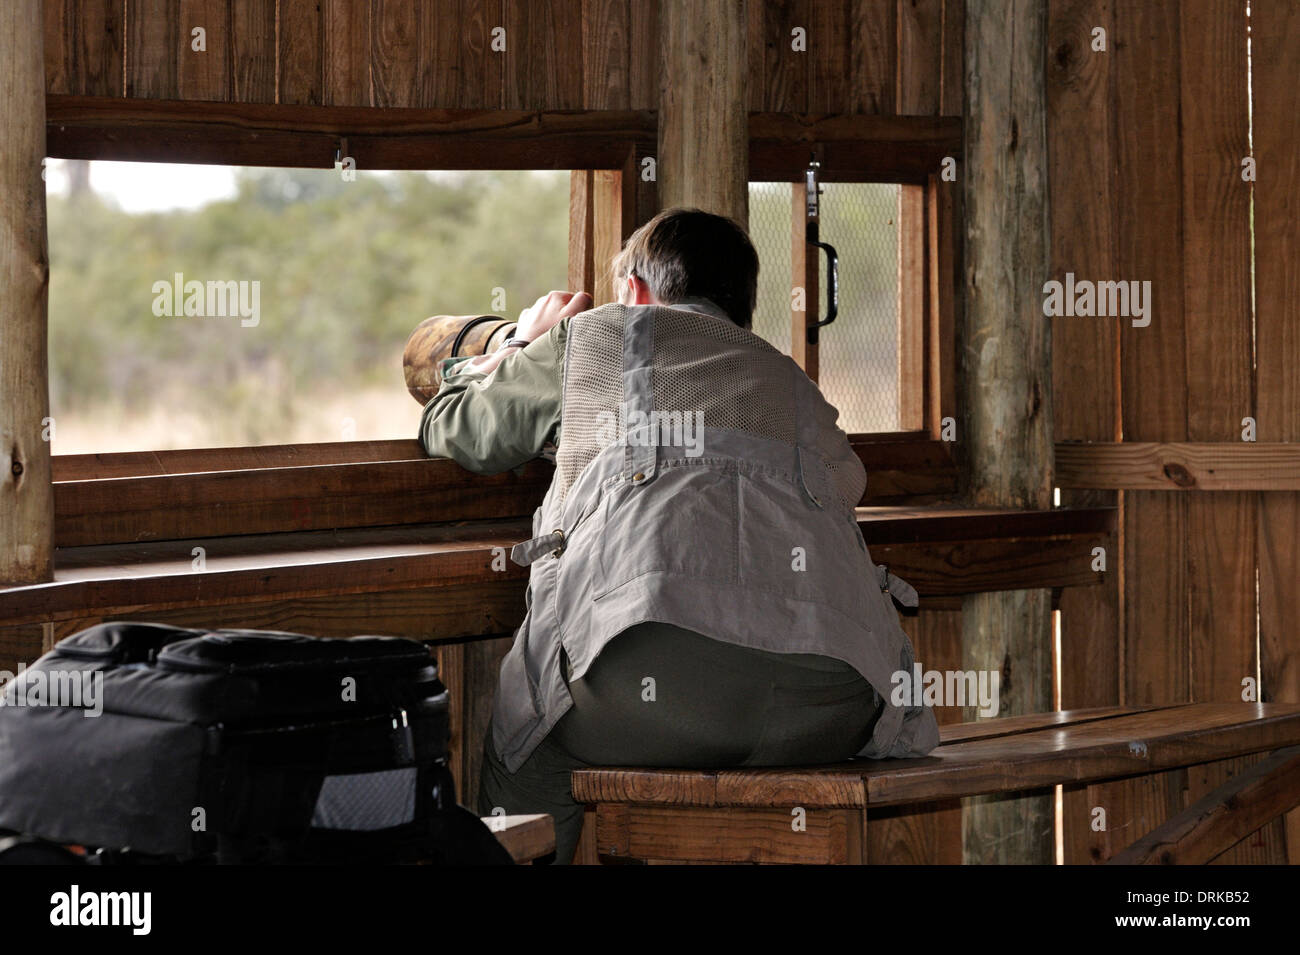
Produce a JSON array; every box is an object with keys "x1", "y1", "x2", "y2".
[
  {"x1": 749, "y1": 182, "x2": 795, "y2": 358},
  {"x1": 746, "y1": 181, "x2": 901, "y2": 434}
]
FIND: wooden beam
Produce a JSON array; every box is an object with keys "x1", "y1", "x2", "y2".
[
  {"x1": 0, "y1": 0, "x2": 53, "y2": 586},
  {"x1": 442, "y1": 633, "x2": 515, "y2": 811},
  {"x1": 960, "y1": 0, "x2": 1054, "y2": 865},
  {"x1": 621, "y1": 139, "x2": 658, "y2": 233},
  {"x1": 1106, "y1": 745, "x2": 1300, "y2": 865},
  {"x1": 1057, "y1": 441, "x2": 1300, "y2": 491},
  {"x1": 658, "y1": 0, "x2": 749, "y2": 224},
  {"x1": 746, "y1": 113, "x2": 960, "y2": 182},
  {"x1": 45, "y1": 94, "x2": 959, "y2": 180},
  {"x1": 46, "y1": 95, "x2": 655, "y2": 169}
]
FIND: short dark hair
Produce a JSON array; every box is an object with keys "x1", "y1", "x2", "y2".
[{"x1": 610, "y1": 207, "x2": 760, "y2": 328}]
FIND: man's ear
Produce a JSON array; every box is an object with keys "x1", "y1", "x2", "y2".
[{"x1": 628, "y1": 274, "x2": 658, "y2": 305}]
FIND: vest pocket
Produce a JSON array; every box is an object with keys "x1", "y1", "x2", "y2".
[
  {"x1": 737, "y1": 472, "x2": 873, "y2": 621},
  {"x1": 592, "y1": 464, "x2": 740, "y2": 600}
]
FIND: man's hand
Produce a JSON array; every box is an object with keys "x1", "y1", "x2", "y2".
[
  {"x1": 453, "y1": 289, "x2": 592, "y2": 377},
  {"x1": 515, "y1": 290, "x2": 593, "y2": 343}
]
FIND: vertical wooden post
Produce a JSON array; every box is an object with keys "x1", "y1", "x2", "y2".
[
  {"x1": 897, "y1": 184, "x2": 928, "y2": 429},
  {"x1": 570, "y1": 146, "x2": 659, "y2": 307},
  {"x1": 569, "y1": 170, "x2": 596, "y2": 294},
  {"x1": 590, "y1": 170, "x2": 625, "y2": 305},
  {"x1": 658, "y1": 0, "x2": 749, "y2": 227},
  {"x1": 960, "y1": 0, "x2": 1054, "y2": 864},
  {"x1": 791, "y1": 183, "x2": 819, "y2": 379},
  {"x1": 0, "y1": 0, "x2": 54, "y2": 586}
]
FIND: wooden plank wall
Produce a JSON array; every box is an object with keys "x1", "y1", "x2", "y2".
[
  {"x1": 43, "y1": 0, "x2": 961, "y2": 117},
  {"x1": 1047, "y1": 0, "x2": 1120, "y2": 864},
  {"x1": 1252, "y1": 0, "x2": 1300, "y2": 863},
  {"x1": 1050, "y1": 0, "x2": 1294, "y2": 864}
]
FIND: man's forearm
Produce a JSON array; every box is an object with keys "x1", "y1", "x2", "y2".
[{"x1": 418, "y1": 326, "x2": 565, "y2": 474}]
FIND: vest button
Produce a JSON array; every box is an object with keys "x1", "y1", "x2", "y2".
[{"x1": 632, "y1": 471, "x2": 646, "y2": 483}]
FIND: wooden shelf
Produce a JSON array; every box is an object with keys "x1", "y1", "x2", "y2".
[{"x1": 0, "y1": 506, "x2": 1113, "y2": 628}]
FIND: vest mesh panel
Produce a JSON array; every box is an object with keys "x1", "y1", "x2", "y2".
[
  {"x1": 649, "y1": 310, "x2": 797, "y2": 444},
  {"x1": 557, "y1": 308, "x2": 625, "y2": 505}
]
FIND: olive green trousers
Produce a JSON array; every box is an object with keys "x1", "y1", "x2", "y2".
[{"x1": 477, "y1": 621, "x2": 883, "y2": 864}]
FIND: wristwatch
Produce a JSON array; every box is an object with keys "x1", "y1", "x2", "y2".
[{"x1": 496, "y1": 326, "x2": 531, "y2": 353}]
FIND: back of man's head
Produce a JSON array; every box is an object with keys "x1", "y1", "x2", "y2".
[{"x1": 610, "y1": 208, "x2": 760, "y2": 328}]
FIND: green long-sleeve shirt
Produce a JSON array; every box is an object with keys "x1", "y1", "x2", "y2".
[
  {"x1": 419, "y1": 319, "x2": 569, "y2": 474},
  {"x1": 418, "y1": 298, "x2": 731, "y2": 473}
]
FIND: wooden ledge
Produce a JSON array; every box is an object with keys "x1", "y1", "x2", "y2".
[
  {"x1": 50, "y1": 436, "x2": 961, "y2": 547},
  {"x1": 859, "y1": 504, "x2": 1113, "y2": 596},
  {"x1": 52, "y1": 452, "x2": 553, "y2": 547},
  {"x1": 0, "y1": 507, "x2": 1112, "y2": 627},
  {"x1": 856, "y1": 504, "x2": 1113, "y2": 543}
]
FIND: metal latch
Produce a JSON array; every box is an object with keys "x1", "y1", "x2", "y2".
[
  {"x1": 510, "y1": 529, "x2": 566, "y2": 566},
  {"x1": 877, "y1": 564, "x2": 919, "y2": 610}
]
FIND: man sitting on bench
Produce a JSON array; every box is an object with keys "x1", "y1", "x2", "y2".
[{"x1": 420, "y1": 208, "x2": 938, "y2": 863}]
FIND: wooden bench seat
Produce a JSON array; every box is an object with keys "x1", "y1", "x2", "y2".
[{"x1": 570, "y1": 703, "x2": 1300, "y2": 864}]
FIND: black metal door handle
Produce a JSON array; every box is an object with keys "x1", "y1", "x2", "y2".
[{"x1": 806, "y1": 236, "x2": 839, "y2": 345}]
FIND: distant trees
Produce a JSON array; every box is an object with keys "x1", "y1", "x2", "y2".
[
  {"x1": 48, "y1": 167, "x2": 899, "y2": 451},
  {"x1": 47, "y1": 167, "x2": 569, "y2": 450}
]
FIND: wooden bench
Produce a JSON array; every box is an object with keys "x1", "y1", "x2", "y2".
[{"x1": 570, "y1": 703, "x2": 1300, "y2": 864}]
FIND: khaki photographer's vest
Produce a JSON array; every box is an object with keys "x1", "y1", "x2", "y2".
[{"x1": 492, "y1": 300, "x2": 939, "y2": 772}]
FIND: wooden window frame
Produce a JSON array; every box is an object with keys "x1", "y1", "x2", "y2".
[
  {"x1": 43, "y1": 96, "x2": 960, "y2": 546},
  {"x1": 774, "y1": 174, "x2": 956, "y2": 443}
]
